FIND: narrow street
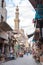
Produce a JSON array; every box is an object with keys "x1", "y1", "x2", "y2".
[
  {"x1": 0, "y1": 0, "x2": 43, "y2": 65},
  {"x1": 2, "y1": 54, "x2": 41, "y2": 65}
]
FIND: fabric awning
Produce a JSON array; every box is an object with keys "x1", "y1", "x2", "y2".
[{"x1": 35, "y1": 4, "x2": 43, "y2": 20}]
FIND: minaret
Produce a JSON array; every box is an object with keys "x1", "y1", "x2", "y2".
[{"x1": 14, "y1": 6, "x2": 20, "y2": 30}]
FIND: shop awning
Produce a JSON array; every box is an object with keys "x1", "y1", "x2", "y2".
[
  {"x1": 0, "y1": 22, "x2": 13, "y2": 31},
  {"x1": 29, "y1": 0, "x2": 37, "y2": 8},
  {"x1": 27, "y1": 32, "x2": 34, "y2": 38},
  {"x1": 0, "y1": 32, "x2": 8, "y2": 40}
]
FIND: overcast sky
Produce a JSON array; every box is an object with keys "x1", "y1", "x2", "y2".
[{"x1": 5, "y1": 0, "x2": 36, "y2": 35}]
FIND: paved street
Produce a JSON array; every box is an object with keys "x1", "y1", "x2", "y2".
[{"x1": 2, "y1": 54, "x2": 42, "y2": 65}]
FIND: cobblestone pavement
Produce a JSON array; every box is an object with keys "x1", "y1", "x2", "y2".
[{"x1": 2, "y1": 54, "x2": 42, "y2": 65}]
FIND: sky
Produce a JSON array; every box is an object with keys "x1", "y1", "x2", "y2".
[{"x1": 5, "y1": 0, "x2": 36, "y2": 35}]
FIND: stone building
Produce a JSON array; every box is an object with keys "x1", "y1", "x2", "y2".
[
  {"x1": 13, "y1": 6, "x2": 29, "y2": 56},
  {"x1": 0, "y1": 0, "x2": 13, "y2": 61},
  {"x1": 29, "y1": 0, "x2": 43, "y2": 63},
  {"x1": 0, "y1": 0, "x2": 7, "y2": 23},
  {"x1": 14, "y1": 6, "x2": 20, "y2": 30}
]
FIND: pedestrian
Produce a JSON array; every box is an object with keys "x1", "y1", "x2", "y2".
[{"x1": 26, "y1": 50, "x2": 28, "y2": 56}]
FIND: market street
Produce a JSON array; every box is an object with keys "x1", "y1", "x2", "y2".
[{"x1": 2, "y1": 54, "x2": 41, "y2": 65}]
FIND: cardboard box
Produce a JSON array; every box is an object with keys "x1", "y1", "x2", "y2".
[{"x1": 40, "y1": 56, "x2": 43, "y2": 62}]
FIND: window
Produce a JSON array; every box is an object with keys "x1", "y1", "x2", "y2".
[
  {"x1": 1, "y1": 15, "x2": 3, "y2": 22},
  {"x1": 2, "y1": 0, "x2": 4, "y2": 8}
]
